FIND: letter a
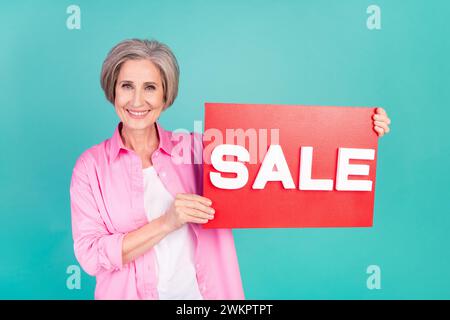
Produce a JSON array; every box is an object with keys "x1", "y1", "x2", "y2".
[
  {"x1": 366, "y1": 265, "x2": 381, "y2": 290},
  {"x1": 66, "y1": 5, "x2": 81, "y2": 30},
  {"x1": 367, "y1": 5, "x2": 381, "y2": 30}
]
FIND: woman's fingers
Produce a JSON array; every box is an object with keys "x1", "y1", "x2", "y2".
[
  {"x1": 167, "y1": 194, "x2": 216, "y2": 227},
  {"x1": 189, "y1": 217, "x2": 210, "y2": 224},
  {"x1": 176, "y1": 193, "x2": 212, "y2": 206},
  {"x1": 373, "y1": 107, "x2": 391, "y2": 137},
  {"x1": 372, "y1": 113, "x2": 391, "y2": 125},
  {"x1": 183, "y1": 207, "x2": 214, "y2": 222},
  {"x1": 177, "y1": 199, "x2": 215, "y2": 214},
  {"x1": 376, "y1": 107, "x2": 386, "y2": 115},
  {"x1": 374, "y1": 126, "x2": 385, "y2": 137},
  {"x1": 374, "y1": 120, "x2": 390, "y2": 133},
  {"x1": 372, "y1": 108, "x2": 391, "y2": 125}
]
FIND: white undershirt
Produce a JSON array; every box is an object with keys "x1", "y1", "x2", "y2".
[{"x1": 142, "y1": 166, "x2": 203, "y2": 300}]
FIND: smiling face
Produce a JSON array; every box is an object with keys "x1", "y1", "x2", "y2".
[{"x1": 114, "y1": 59, "x2": 165, "y2": 131}]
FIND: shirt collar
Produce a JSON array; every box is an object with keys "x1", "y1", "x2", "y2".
[{"x1": 109, "y1": 121, "x2": 174, "y2": 163}]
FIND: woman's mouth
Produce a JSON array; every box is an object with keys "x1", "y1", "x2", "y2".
[{"x1": 126, "y1": 109, "x2": 151, "y2": 119}]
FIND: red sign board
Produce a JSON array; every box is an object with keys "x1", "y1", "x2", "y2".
[{"x1": 203, "y1": 103, "x2": 378, "y2": 228}]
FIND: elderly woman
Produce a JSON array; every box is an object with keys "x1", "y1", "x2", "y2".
[{"x1": 70, "y1": 39, "x2": 391, "y2": 300}]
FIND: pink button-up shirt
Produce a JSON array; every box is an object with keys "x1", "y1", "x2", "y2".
[{"x1": 70, "y1": 122, "x2": 245, "y2": 300}]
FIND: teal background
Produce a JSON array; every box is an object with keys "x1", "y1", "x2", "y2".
[{"x1": 1, "y1": 0, "x2": 449, "y2": 299}]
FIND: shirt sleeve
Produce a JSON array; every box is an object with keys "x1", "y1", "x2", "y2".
[{"x1": 70, "y1": 155, "x2": 125, "y2": 276}]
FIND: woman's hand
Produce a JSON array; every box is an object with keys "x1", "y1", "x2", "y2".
[
  {"x1": 162, "y1": 193, "x2": 215, "y2": 232},
  {"x1": 373, "y1": 107, "x2": 391, "y2": 137}
]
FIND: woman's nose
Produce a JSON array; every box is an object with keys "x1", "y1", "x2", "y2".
[{"x1": 132, "y1": 89, "x2": 145, "y2": 107}]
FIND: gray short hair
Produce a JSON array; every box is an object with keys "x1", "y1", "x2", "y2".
[{"x1": 100, "y1": 38, "x2": 179, "y2": 109}]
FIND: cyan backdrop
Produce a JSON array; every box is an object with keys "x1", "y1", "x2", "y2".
[{"x1": 1, "y1": 0, "x2": 449, "y2": 299}]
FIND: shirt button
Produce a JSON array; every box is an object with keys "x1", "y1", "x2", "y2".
[
  {"x1": 160, "y1": 171, "x2": 166, "y2": 178},
  {"x1": 154, "y1": 151, "x2": 159, "y2": 157}
]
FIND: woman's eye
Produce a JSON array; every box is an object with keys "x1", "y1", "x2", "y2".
[
  {"x1": 146, "y1": 86, "x2": 155, "y2": 91},
  {"x1": 122, "y1": 84, "x2": 133, "y2": 89}
]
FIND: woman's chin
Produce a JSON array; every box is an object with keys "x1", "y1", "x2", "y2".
[{"x1": 123, "y1": 118, "x2": 155, "y2": 131}]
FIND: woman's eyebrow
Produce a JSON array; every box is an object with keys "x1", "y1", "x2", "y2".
[{"x1": 119, "y1": 80, "x2": 158, "y2": 86}]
